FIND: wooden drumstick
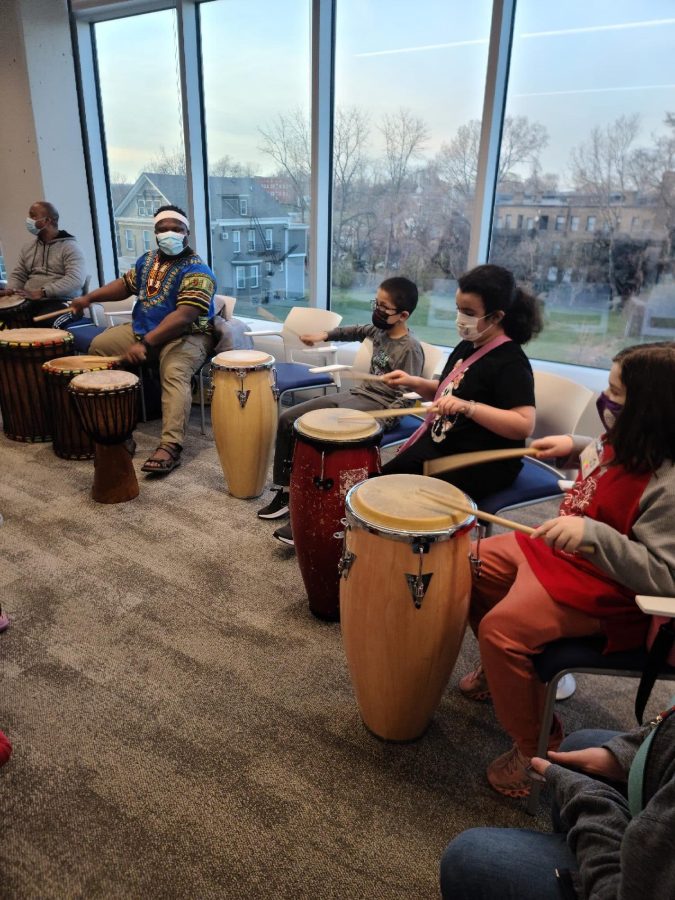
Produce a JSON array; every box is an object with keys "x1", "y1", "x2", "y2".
[
  {"x1": 32, "y1": 306, "x2": 76, "y2": 322},
  {"x1": 337, "y1": 405, "x2": 435, "y2": 422},
  {"x1": 424, "y1": 447, "x2": 541, "y2": 477},
  {"x1": 341, "y1": 371, "x2": 386, "y2": 382},
  {"x1": 417, "y1": 488, "x2": 594, "y2": 553},
  {"x1": 70, "y1": 354, "x2": 123, "y2": 366}
]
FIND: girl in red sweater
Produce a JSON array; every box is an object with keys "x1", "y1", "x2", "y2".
[{"x1": 460, "y1": 341, "x2": 675, "y2": 797}]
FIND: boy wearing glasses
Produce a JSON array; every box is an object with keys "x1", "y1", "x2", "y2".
[{"x1": 258, "y1": 276, "x2": 424, "y2": 544}]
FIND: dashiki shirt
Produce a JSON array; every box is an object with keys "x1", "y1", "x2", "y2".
[{"x1": 123, "y1": 248, "x2": 217, "y2": 338}]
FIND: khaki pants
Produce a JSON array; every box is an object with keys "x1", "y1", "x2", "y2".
[{"x1": 90, "y1": 323, "x2": 212, "y2": 447}]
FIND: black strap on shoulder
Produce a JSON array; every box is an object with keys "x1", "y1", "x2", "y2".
[{"x1": 635, "y1": 619, "x2": 675, "y2": 724}]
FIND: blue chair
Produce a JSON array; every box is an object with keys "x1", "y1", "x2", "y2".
[
  {"x1": 64, "y1": 321, "x2": 105, "y2": 353},
  {"x1": 526, "y1": 595, "x2": 675, "y2": 815}
]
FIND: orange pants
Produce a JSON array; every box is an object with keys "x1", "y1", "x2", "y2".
[{"x1": 470, "y1": 532, "x2": 602, "y2": 756}]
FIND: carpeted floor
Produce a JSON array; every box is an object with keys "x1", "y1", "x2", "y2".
[{"x1": 0, "y1": 412, "x2": 670, "y2": 899}]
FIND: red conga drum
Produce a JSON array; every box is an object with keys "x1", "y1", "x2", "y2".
[
  {"x1": 290, "y1": 408, "x2": 382, "y2": 620},
  {"x1": 339, "y1": 474, "x2": 475, "y2": 741},
  {"x1": 0, "y1": 295, "x2": 33, "y2": 330},
  {"x1": 0, "y1": 328, "x2": 74, "y2": 441},
  {"x1": 43, "y1": 356, "x2": 118, "y2": 460},
  {"x1": 69, "y1": 370, "x2": 140, "y2": 504}
]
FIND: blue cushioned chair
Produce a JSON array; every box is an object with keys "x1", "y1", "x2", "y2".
[{"x1": 65, "y1": 322, "x2": 105, "y2": 353}]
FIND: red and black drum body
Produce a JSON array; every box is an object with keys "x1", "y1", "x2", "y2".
[{"x1": 290, "y1": 408, "x2": 382, "y2": 620}]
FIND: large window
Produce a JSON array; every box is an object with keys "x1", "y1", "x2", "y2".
[
  {"x1": 95, "y1": 9, "x2": 187, "y2": 274},
  {"x1": 200, "y1": 0, "x2": 311, "y2": 317},
  {"x1": 330, "y1": 1, "x2": 492, "y2": 345},
  {"x1": 488, "y1": 1, "x2": 675, "y2": 368}
]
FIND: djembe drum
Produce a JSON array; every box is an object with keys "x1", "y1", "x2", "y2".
[
  {"x1": 0, "y1": 328, "x2": 74, "y2": 441},
  {"x1": 210, "y1": 350, "x2": 278, "y2": 498},
  {"x1": 0, "y1": 295, "x2": 33, "y2": 330},
  {"x1": 43, "y1": 356, "x2": 118, "y2": 460},
  {"x1": 291, "y1": 408, "x2": 382, "y2": 620},
  {"x1": 69, "y1": 370, "x2": 139, "y2": 504},
  {"x1": 339, "y1": 474, "x2": 475, "y2": 741}
]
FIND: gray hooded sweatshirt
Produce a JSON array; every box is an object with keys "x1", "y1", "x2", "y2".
[{"x1": 8, "y1": 231, "x2": 86, "y2": 300}]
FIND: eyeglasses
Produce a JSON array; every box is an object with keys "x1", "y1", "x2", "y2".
[{"x1": 371, "y1": 299, "x2": 398, "y2": 316}]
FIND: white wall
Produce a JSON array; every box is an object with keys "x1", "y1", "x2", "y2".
[{"x1": 0, "y1": 0, "x2": 98, "y2": 286}]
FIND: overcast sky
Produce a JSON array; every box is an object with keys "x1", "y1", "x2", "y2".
[{"x1": 96, "y1": 0, "x2": 675, "y2": 187}]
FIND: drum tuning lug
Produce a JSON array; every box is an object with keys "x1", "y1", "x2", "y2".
[
  {"x1": 313, "y1": 476, "x2": 334, "y2": 491},
  {"x1": 338, "y1": 550, "x2": 356, "y2": 579},
  {"x1": 236, "y1": 389, "x2": 251, "y2": 409},
  {"x1": 405, "y1": 573, "x2": 433, "y2": 608},
  {"x1": 333, "y1": 531, "x2": 344, "y2": 540},
  {"x1": 272, "y1": 387, "x2": 280, "y2": 401},
  {"x1": 470, "y1": 553, "x2": 483, "y2": 578}
]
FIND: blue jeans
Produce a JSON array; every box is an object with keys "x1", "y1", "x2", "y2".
[{"x1": 440, "y1": 730, "x2": 620, "y2": 900}]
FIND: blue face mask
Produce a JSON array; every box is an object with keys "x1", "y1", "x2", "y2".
[
  {"x1": 156, "y1": 231, "x2": 185, "y2": 256},
  {"x1": 26, "y1": 218, "x2": 43, "y2": 236}
]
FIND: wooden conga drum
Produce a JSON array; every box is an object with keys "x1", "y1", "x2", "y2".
[
  {"x1": 0, "y1": 295, "x2": 33, "y2": 330},
  {"x1": 69, "y1": 370, "x2": 139, "y2": 504},
  {"x1": 210, "y1": 350, "x2": 278, "y2": 498},
  {"x1": 339, "y1": 474, "x2": 475, "y2": 741},
  {"x1": 43, "y1": 356, "x2": 118, "y2": 460},
  {"x1": 0, "y1": 328, "x2": 74, "y2": 441},
  {"x1": 291, "y1": 408, "x2": 382, "y2": 620}
]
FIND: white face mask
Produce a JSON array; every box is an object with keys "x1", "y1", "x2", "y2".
[
  {"x1": 26, "y1": 218, "x2": 43, "y2": 236},
  {"x1": 156, "y1": 231, "x2": 185, "y2": 256},
  {"x1": 456, "y1": 311, "x2": 494, "y2": 342}
]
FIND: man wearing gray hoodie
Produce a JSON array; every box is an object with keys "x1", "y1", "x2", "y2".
[{"x1": 0, "y1": 201, "x2": 86, "y2": 322}]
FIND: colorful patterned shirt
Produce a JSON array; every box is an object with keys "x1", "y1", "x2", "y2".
[{"x1": 123, "y1": 248, "x2": 216, "y2": 337}]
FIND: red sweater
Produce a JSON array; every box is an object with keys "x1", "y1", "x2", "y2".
[{"x1": 517, "y1": 441, "x2": 651, "y2": 653}]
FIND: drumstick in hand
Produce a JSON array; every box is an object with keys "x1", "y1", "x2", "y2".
[
  {"x1": 32, "y1": 306, "x2": 77, "y2": 322},
  {"x1": 337, "y1": 406, "x2": 435, "y2": 422},
  {"x1": 417, "y1": 488, "x2": 594, "y2": 553}
]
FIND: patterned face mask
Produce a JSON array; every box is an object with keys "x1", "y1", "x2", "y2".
[{"x1": 596, "y1": 392, "x2": 623, "y2": 430}]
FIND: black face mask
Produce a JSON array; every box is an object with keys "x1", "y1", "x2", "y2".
[{"x1": 372, "y1": 310, "x2": 397, "y2": 330}]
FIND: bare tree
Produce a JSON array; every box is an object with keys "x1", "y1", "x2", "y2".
[
  {"x1": 209, "y1": 155, "x2": 258, "y2": 178},
  {"x1": 258, "y1": 108, "x2": 311, "y2": 221},
  {"x1": 378, "y1": 108, "x2": 430, "y2": 270},
  {"x1": 332, "y1": 106, "x2": 370, "y2": 263},
  {"x1": 142, "y1": 145, "x2": 186, "y2": 176},
  {"x1": 436, "y1": 116, "x2": 548, "y2": 199}
]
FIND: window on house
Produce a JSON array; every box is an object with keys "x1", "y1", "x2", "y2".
[
  {"x1": 247, "y1": 229, "x2": 255, "y2": 251},
  {"x1": 555, "y1": 215, "x2": 565, "y2": 231},
  {"x1": 250, "y1": 265, "x2": 259, "y2": 288},
  {"x1": 265, "y1": 228, "x2": 273, "y2": 250},
  {"x1": 239, "y1": 198, "x2": 248, "y2": 216},
  {"x1": 570, "y1": 216, "x2": 580, "y2": 231},
  {"x1": 142, "y1": 230, "x2": 151, "y2": 251},
  {"x1": 235, "y1": 267, "x2": 246, "y2": 289},
  {"x1": 517, "y1": 215, "x2": 524, "y2": 229},
  {"x1": 538, "y1": 216, "x2": 549, "y2": 230},
  {"x1": 586, "y1": 216, "x2": 596, "y2": 232},
  {"x1": 125, "y1": 229, "x2": 134, "y2": 251},
  {"x1": 232, "y1": 230, "x2": 240, "y2": 253},
  {"x1": 526, "y1": 217, "x2": 534, "y2": 230}
]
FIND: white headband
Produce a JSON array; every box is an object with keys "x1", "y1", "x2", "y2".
[{"x1": 154, "y1": 209, "x2": 190, "y2": 229}]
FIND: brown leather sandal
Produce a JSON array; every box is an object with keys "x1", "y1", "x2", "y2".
[{"x1": 141, "y1": 443, "x2": 182, "y2": 475}]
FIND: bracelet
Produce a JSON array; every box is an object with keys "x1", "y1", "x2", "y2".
[{"x1": 464, "y1": 400, "x2": 477, "y2": 419}]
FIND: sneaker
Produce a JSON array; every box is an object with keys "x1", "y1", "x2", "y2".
[
  {"x1": 487, "y1": 744, "x2": 532, "y2": 798},
  {"x1": 273, "y1": 522, "x2": 294, "y2": 547},
  {"x1": 458, "y1": 663, "x2": 491, "y2": 702},
  {"x1": 258, "y1": 487, "x2": 290, "y2": 519}
]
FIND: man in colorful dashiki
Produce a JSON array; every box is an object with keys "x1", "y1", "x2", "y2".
[{"x1": 70, "y1": 205, "x2": 216, "y2": 474}]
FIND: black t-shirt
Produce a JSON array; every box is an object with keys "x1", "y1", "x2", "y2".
[{"x1": 429, "y1": 338, "x2": 535, "y2": 455}]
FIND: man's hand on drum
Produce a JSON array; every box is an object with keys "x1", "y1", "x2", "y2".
[
  {"x1": 124, "y1": 342, "x2": 147, "y2": 365},
  {"x1": 300, "y1": 331, "x2": 329, "y2": 346},
  {"x1": 530, "y1": 434, "x2": 574, "y2": 459},
  {"x1": 530, "y1": 515, "x2": 586, "y2": 554},
  {"x1": 14, "y1": 288, "x2": 43, "y2": 301}
]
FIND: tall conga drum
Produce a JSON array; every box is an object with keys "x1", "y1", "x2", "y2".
[
  {"x1": 291, "y1": 408, "x2": 382, "y2": 620},
  {"x1": 69, "y1": 370, "x2": 139, "y2": 504},
  {"x1": 339, "y1": 474, "x2": 475, "y2": 741},
  {"x1": 43, "y1": 356, "x2": 118, "y2": 460},
  {"x1": 210, "y1": 350, "x2": 277, "y2": 498},
  {"x1": 0, "y1": 328, "x2": 74, "y2": 441},
  {"x1": 0, "y1": 295, "x2": 33, "y2": 330}
]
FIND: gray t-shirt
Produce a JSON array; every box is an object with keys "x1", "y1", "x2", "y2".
[{"x1": 325, "y1": 323, "x2": 424, "y2": 410}]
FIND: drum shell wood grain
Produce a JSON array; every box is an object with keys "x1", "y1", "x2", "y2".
[
  {"x1": 211, "y1": 362, "x2": 277, "y2": 498},
  {"x1": 0, "y1": 296, "x2": 33, "y2": 330},
  {"x1": 290, "y1": 431, "x2": 381, "y2": 620},
  {"x1": 43, "y1": 358, "x2": 117, "y2": 459},
  {"x1": 340, "y1": 522, "x2": 472, "y2": 741},
  {"x1": 0, "y1": 329, "x2": 74, "y2": 441}
]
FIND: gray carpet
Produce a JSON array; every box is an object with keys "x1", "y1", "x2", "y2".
[{"x1": 0, "y1": 413, "x2": 670, "y2": 899}]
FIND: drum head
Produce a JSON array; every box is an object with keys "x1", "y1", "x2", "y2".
[
  {"x1": 0, "y1": 295, "x2": 27, "y2": 311},
  {"x1": 43, "y1": 355, "x2": 114, "y2": 375},
  {"x1": 296, "y1": 407, "x2": 380, "y2": 441},
  {"x1": 348, "y1": 474, "x2": 472, "y2": 533},
  {"x1": 70, "y1": 369, "x2": 139, "y2": 392},
  {"x1": 212, "y1": 349, "x2": 274, "y2": 369},
  {"x1": 0, "y1": 328, "x2": 72, "y2": 346}
]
